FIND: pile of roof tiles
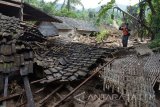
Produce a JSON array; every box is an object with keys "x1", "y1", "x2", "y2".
[
  {"x1": 103, "y1": 54, "x2": 160, "y2": 107},
  {"x1": 0, "y1": 14, "x2": 45, "y2": 82},
  {"x1": 0, "y1": 13, "x2": 115, "y2": 85},
  {"x1": 33, "y1": 41, "x2": 114, "y2": 83},
  {"x1": 0, "y1": 14, "x2": 24, "y2": 75}
]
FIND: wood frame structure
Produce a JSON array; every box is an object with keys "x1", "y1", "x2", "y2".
[{"x1": 0, "y1": 0, "x2": 62, "y2": 22}]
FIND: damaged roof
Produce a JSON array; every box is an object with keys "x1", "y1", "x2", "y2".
[
  {"x1": 52, "y1": 22, "x2": 73, "y2": 30},
  {"x1": 0, "y1": 0, "x2": 62, "y2": 22},
  {"x1": 33, "y1": 41, "x2": 112, "y2": 83},
  {"x1": 55, "y1": 16, "x2": 99, "y2": 32},
  {"x1": 23, "y1": 3, "x2": 62, "y2": 22}
]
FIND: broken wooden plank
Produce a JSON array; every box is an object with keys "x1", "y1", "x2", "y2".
[
  {"x1": 53, "y1": 57, "x2": 116, "y2": 107},
  {"x1": 0, "y1": 1, "x2": 21, "y2": 8},
  {"x1": 30, "y1": 78, "x2": 46, "y2": 84},
  {"x1": 34, "y1": 87, "x2": 45, "y2": 94},
  {"x1": 38, "y1": 85, "x2": 63, "y2": 105},
  {"x1": 0, "y1": 91, "x2": 24, "y2": 102}
]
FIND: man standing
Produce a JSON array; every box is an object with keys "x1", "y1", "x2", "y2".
[{"x1": 119, "y1": 23, "x2": 131, "y2": 47}]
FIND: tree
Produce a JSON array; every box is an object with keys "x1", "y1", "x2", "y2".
[
  {"x1": 97, "y1": 0, "x2": 160, "y2": 41},
  {"x1": 97, "y1": 0, "x2": 115, "y2": 24},
  {"x1": 53, "y1": 0, "x2": 84, "y2": 11}
]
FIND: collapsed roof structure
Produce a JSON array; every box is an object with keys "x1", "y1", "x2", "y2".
[
  {"x1": 0, "y1": 12, "x2": 115, "y2": 106},
  {"x1": 0, "y1": 0, "x2": 62, "y2": 22},
  {"x1": 1, "y1": 1, "x2": 160, "y2": 107}
]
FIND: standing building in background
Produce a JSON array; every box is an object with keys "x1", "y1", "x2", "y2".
[{"x1": 37, "y1": 16, "x2": 99, "y2": 37}]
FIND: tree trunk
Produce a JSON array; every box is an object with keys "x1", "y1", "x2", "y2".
[
  {"x1": 61, "y1": 0, "x2": 66, "y2": 10},
  {"x1": 147, "y1": 0, "x2": 156, "y2": 15},
  {"x1": 66, "y1": 0, "x2": 70, "y2": 11},
  {"x1": 146, "y1": 0, "x2": 156, "y2": 40}
]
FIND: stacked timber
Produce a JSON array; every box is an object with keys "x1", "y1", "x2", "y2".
[{"x1": 103, "y1": 54, "x2": 159, "y2": 107}]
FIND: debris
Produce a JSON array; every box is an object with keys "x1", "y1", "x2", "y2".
[
  {"x1": 102, "y1": 54, "x2": 160, "y2": 107},
  {"x1": 38, "y1": 85, "x2": 63, "y2": 105},
  {"x1": 135, "y1": 44, "x2": 153, "y2": 56},
  {"x1": 53, "y1": 57, "x2": 116, "y2": 107},
  {"x1": 0, "y1": 92, "x2": 24, "y2": 103}
]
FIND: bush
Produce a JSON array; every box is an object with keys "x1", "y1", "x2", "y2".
[
  {"x1": 149, "y1": 39, "x2": 160, "y2": 49},
  {"x1": 96, "y1": 29, "x2": 110, "y2": 43}
]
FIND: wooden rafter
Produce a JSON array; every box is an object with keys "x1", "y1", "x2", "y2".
[{"x1": 0, "y1": 0, "x2": 20, "y2": 8}]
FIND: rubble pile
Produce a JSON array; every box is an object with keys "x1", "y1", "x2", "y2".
[
  {"x1": 0, "y1": 14, "x2": 49, "y2": 106},
  {"x1": 0, "y1": 14, "x2": 118, "y2": 106},
  {"x1": 103, "y1": 53, "x2": 160, "y2": 107},
  {"x1": 0, "y1": 13, "x2": 115, "y2": 86},
  {"x1": 32, "y1": 41, "x2": 114, "y2": 83},
  {"x1": 0, "y1": 14, "x2": 45, "y2": 78},
  {"x1": 0, "y1": 14, "x2": 27, "y2": 77},
  {"x1": 1, "y1": 13, "x2": 159, "y2": 107}
]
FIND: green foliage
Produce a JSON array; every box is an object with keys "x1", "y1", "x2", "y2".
[
  {"x1": 97, "y1": 0, "x2": 115, "y2": 24},
  {"x1": 149, "y1": 39, "x2": 160, "y2": 49},
  {"x1": 42, "y1": 3, "x2": 56, "y2": 15},
  {"x1": 96, "y1": 29, "x2": 109, "y2": 43},
  {"x1": 54, "y1": 8, "x2": 78, "y2": 18},
  {"x1": 54, "y1": 0, "x2": 84, "y2": 11},
  {"x1": 111, "y1": 14, "x2": 114, "y2": 19},
  {"x1": 24, "y1": 0, "x2": 90, "y2": 19}
]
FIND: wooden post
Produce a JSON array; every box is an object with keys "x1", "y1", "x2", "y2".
[{"x1": 20, "y1": 0, "x2": 24, "y2": 21}]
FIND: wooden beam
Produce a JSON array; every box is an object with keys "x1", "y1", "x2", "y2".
[
  {"x1": 2, "y1": 0, "x2": 21, "y2": 4},
  {"x1": 20, "y1": 0, "x2": 24, "y2": 21},
  {"x1": 0, "y1": 1, "x2": 21, "y2": 8}
]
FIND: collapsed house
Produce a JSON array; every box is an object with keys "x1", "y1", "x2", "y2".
[
  {"x1": 37, "y1": 16, "x2": 99, "y2": 37},
  {"x1": 1, "y1": 1, "x2": 160, "y2": 107},
  {"x1": 0, "y1": 12, "x2": 115, "y2": 106},
  {"x1": 0, "y1": 1, "x2": 114, "y2": 107}
]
